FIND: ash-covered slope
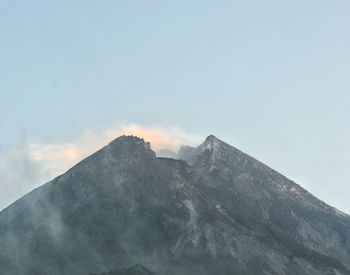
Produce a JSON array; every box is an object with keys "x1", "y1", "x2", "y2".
[
  {"x1": 90, "y1": 264, "x2": 157, "y2": 275},
  {"x1": 0, "y1": 135, "x2": 349, "y2": 275}
]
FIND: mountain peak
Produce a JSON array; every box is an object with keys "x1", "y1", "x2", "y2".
[
  {"x1": 109, "y1": 135, "x2": 150, "y2": 148},
  {"x1": 201, "y1": 134, "x2": 227, "y2": 153},
  {"x1": 105, "y1": 135, "x2": 155, "y2": 159},
  {"x1": 205, "y1": 134, "x2": 216, "y2": 140},
  {"x1": 178, "y1": 135, "x2": 227, "y2": 165},
  {"x1": 204, "y1": 134, "x2": 219, "y2": 142},
  {"x1": 107, "y1": 135, "x2": 153, "y2": 151}
]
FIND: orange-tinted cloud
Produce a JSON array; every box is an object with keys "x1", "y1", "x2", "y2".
[
  {"x1": 114, "y1": 124, "x2": 199, "y2": 152},
  {"x1": 28, "y1": 123, "x2": 200, "y2": 179}
]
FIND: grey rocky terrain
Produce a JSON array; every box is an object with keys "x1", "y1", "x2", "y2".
[{"x1": 0, "y1": 135, "x2": 349, "y2": 275}]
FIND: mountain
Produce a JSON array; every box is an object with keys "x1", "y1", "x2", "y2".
[
  {"x1": 0, "y1": 135, "x2": 349, "y2": 275},
  {"x1": 90, "y1": 264, "x2": 156, "y2": 275}
]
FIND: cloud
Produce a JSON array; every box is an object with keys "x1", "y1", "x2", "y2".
[
  {"x1": 0, "y1": 124, "x2": 201, "y2": 210},
  {"x1": 0, "y1": 144, "x2": 43, "y2": 209},
  {"x1": 30, "y1": 123, "x2": 200, "y2": 179},
  {"x1": 113, "y1": 124, "x2": 200, "y2": 152}
]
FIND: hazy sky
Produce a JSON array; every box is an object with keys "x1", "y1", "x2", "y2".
[{"x1": 1, "y1": 1, "x2": 350, "y2": 212}]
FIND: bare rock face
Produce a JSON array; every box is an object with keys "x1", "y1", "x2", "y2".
[{"x1": 0, "y1": 135, "x2": 349, "y2": 275}]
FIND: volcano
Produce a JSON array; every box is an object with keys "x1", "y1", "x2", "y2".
[{"x1": 0, "y1": 135, "x2": 349, "y2": 275}]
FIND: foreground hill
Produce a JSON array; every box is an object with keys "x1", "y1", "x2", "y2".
[{"x1": 0, "y1": 135, "x2": 349, "y2": 275}]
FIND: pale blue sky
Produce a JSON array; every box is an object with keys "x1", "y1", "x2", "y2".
[{"x1": 1, "y1": 1, "x2": 350, "y2": 212}]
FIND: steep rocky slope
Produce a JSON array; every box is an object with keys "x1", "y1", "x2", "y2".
[{"x1": 0, "y1": 135, "x2": 349, "y2": 275}]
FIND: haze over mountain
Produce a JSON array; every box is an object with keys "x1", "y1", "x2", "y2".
[{"x1": 0, "y1": 135, "x2": 349, "y2": 275}]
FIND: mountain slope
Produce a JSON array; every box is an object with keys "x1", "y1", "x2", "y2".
[
  {"x1": 90, "y1": 264, "x2": 157, "y2": 275},
  {"x1": 0, "y1": 135, "x2": 349, "y2": 275}
]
